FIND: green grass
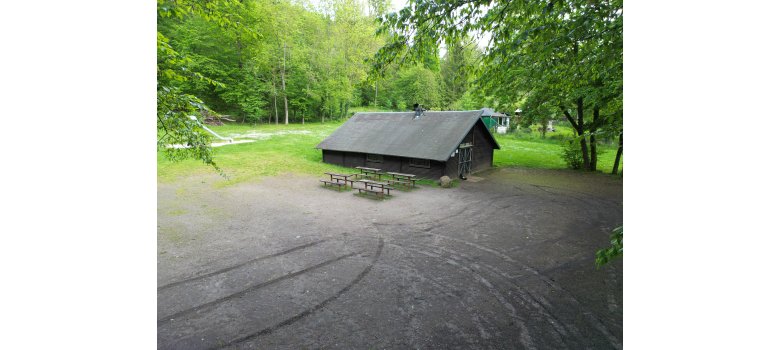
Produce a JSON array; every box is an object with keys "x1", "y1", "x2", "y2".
[
  {"x1": 494, "y1": 130, "x2": 623, "y2": 174},
  {"x1": 158, "y1": 119, "x2": 623, "y2": 185},
  {"x1": 158, "y1": 121, "x2": 355, "y2": 185}
]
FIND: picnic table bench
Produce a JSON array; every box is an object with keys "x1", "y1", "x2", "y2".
[
  {"x1": 355, "y1": 166, "x2": 383, "y2": 180},
  {"x1": 355, "y1": 179, "x2": 393, "y2": 198},
  {"x1": 385, "y1": 171, "x2": 417, "y2": 189},
  {"x1": 319, "y1": 178, "x2": 347, "y2": 191},
  {"x1": 324, "y1": 172, "x2": 357, "y2": 188}
]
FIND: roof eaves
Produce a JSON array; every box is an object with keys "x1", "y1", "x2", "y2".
[{"x1": 442, "y1": 116, "x2": 501, "y2": 156}]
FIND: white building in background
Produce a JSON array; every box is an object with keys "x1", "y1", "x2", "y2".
[
  {"x1": 496, "y1": 115, "x2": 511, "y2": 134},
  {"x1": 480, "y1": 107, "x2": 512, "y2": 134}
]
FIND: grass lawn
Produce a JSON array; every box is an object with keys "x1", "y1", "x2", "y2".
[
  {"x1": 494, "y1": 131, "x2": 623, "y2": 174},
  {"x1": 158, "y1": 120, "x2": 622, "y2": 185},
  {"x1": 158, "y1": 121, "x2": 349, "y2": 186}
]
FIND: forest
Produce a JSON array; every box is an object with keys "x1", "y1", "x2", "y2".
[{"x1": 157, "y1": 0, "x2": 622, "y2": 173}]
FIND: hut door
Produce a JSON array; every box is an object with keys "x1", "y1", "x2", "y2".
[{"x1": 458, "y1": 143, "x2": 473, "y2": 180}]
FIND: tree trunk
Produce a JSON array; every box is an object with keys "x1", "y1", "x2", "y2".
[
  {"x1": 576, "y1": 98, "x2": 591, "y2": 170},
  {"x1": 282, "y1": 42, "x2": 289, "y2": 125},
  {"x1": 272, "y1": 71, "x2": 279, "y2": 125},
  {"x1": 612, "y1": 131, "x2": 623, "y2": 174},
  {"x1": 273, "y1": 91, "x2": 278, "y2": 125},
  {"x1": 375, "y1": 79, "x2": 378, "y2": 108},
  {"x1": 589, "y1": 106, "x2": 600, "y2": 171}
]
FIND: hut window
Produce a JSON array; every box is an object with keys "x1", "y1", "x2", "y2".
[
  {"x1": 366, "y1": 154, "x2": 383, "y2": 163},
  {"x1": 409, "y1": 158, "x2": 430, "y2": 168}
]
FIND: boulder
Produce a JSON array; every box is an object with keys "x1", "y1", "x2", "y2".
[{"x1": 439, "y1": 176, "x2": 452, "y2": 188}]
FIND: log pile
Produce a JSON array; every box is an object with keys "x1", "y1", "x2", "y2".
[{"x1": 200, "y1": 109, "x2": 235, "y2": 126}]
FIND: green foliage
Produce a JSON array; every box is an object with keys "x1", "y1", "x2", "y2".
[
  {"x1": 560, "y1": 139, "x2": 584, "y2": 170},
  {"x1": 156, "y1": 87, "x2": 222, "y2": 175},
  {"x1": 596, "y1": 226, "x2": 623, "y2": 267},
  {"x1": 373, "y1": 0, "x2": 623, "y2": 169},
  {"x1": 392, "y1": 65, "x2": 442, "y2": 109},
  {"x1": 440, "y1": 39, "x2": 481, "y2": 109},
  {"x1": 157, "y1": 0, "x2": 254, "y2": 171},
  {"x1": 494, "y1": 132, "x2": 621, "y2": 173}
]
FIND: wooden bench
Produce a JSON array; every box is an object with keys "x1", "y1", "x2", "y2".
[
  {"x1": 355, "y1": 166, "x2": 384, "y2": 180},
  {"x1": 357, "y1": 187, "x2": 388, "y2": 198},
  {"x1": 324, "y1": 172, "x2": 357, "y2": 188},
  {"x1": 387, "y1": 179, "x2": 412, "y2": 189},
  {"x1": 320, "y1": 179, "x2": 347, "y2": 191},
  {"x1": 385, "y1": 172, "x2": 417, "y2": 189},
  {"x1": 356, "y1": 179, "x2": 393, "y2": 198}
]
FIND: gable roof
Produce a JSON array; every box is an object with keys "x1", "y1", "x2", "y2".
[
  {"x1": 480, "y1": 107, "x2": 509, "y2": 118},
  {"x1": 315, "y1": 111, "x2": 500, "y2": 162}
]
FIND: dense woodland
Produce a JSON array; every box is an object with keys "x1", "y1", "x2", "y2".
[
  {"x1": 158, "y1": 0, "x2": 483, "y2": 123},
  {"x1": 157, "y1": 0, "x2": 622, "y2": 173}
]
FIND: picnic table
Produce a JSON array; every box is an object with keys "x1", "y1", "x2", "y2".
[
  {"x1": 355, "y1": 166, "x2": 383, "y2": 180},
  {"x1": 355, "y1": 179, "x2": 393, "y2": 198},
  {"x1": 321, "y1": 172, "x2": 356, "y2": 191},
  {"x1": 324, "y1": 172, "x2": 357, "y2": 187},
  {"x1": 385, "y1": 172, "x2": 417, "y2": 189}
]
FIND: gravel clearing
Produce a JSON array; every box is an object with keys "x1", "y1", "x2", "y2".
[{"x1": 158, "y1": 167, "x2": 623, "y2": 349}]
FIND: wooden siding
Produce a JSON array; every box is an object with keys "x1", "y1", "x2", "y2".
[
  {"x1": 322, "y1": 150, "x2": 446, "y2": 179},
  {"x1": 471, "y1": 122, "x2": 494, "y2": 172}
]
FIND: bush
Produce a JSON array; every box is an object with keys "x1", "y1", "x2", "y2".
[
  {"x1": 596, "y1": 226, "x2": 623, "y2": 267},
  {"x1": 560, "y1": 140, "x2": 583, "y2": 169}
]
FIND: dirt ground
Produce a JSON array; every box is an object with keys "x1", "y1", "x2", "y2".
[{"x1": 158, "y1": 167, "x2": 623, "y2": 349}]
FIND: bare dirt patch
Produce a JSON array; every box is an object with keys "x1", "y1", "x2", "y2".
[{"x1": 158, "y1": 167, "x2": 622, "y2": 349}]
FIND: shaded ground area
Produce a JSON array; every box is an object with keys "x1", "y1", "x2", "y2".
[{"x1": 158, "y1": 167, "x2": 623, "y2": 349}]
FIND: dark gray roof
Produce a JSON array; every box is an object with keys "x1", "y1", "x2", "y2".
[
  {"x1": 315, "y1": 111, "x2": 500, "y2": 162},
  {"x1": 480, "y1": 107, "x2": 510, "y2": 118},
  {"x1": 479, "y1": 107, "x2": 495, "y2": 117}
]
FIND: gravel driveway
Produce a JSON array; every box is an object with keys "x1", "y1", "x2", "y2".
[{"x1": 158, "y1": 167, "x2": 623, "y2": 349}]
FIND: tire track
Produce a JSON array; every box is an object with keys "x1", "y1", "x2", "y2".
[
  {"x1": 391, "y1": 243, "x2": 538, "y2": 350},
  {"x1": 213, "y1": 237, "x2": 385, "y2": 349},
  {"x1": 382, "y1": 193, "x2": 522, "y2": 230},
  {"x1": 396, "y1": 242, "x2": 575, "y2": 348},
  {"x1": 371, "y1": 259, "x2": 491, "y2": 347},
  {"x1": 411, "y1": 242, "x2": 581, "y2": 346},
  {"x1": 407, "y1": 231, "x2": 621, "y2": 349},
  {"x1": 158, "y1": 239, "x2": 328, "y2": 292},
  {"x1": 158, "y1": 251, "x2": 358, "y2": 325}
]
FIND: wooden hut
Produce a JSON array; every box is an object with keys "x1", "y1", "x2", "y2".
[
  {"x1": 315, "y1": 111, "x2": 500, "y2": 179},
  {"x1": 480, "y1": 107, "x2": 512, "y2": 134}
]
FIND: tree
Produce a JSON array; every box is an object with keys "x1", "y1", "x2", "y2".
[
  {"x1": 393, "y1": 65, "x2": 442, "y2": 110},
  {"x1": 157, "y1": 0, "x2": 256, "y2": 173},
  {"x1": 440, "y1": 39, "x2": 481, "y2": 109},
  {"x1": 373, "y1": 0, "x2": 622, "y2": 171}
]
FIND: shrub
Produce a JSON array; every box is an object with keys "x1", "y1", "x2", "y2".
[
  {"x1": 596, "y1": 226, "x2": 623, "y2": 267},
  {"x1": 560, "y1": 139, "x2": 583, "y2": 169}
]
